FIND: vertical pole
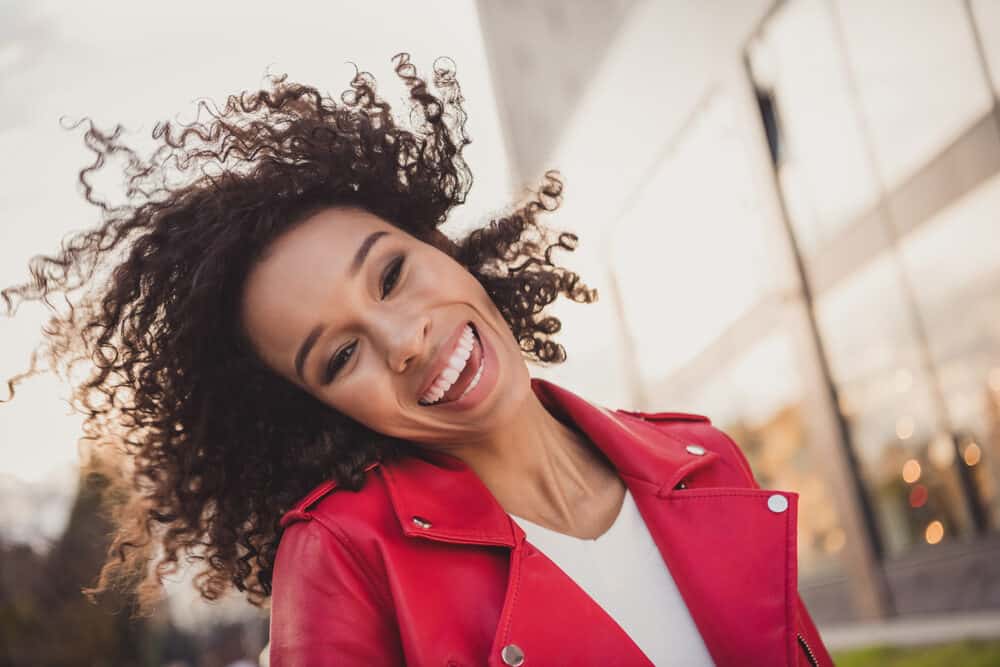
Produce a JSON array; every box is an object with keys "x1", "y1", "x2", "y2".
[
  {"x1": 736, "y1": 50, "x2": 895, "y2": 617},
  {"x1": 826, "y1": 0, "x2": 989, "y2": 536}
]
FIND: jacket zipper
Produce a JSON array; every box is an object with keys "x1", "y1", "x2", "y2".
[{"x1": 796, "y1": 632, "x2": 819, "y2": 666}]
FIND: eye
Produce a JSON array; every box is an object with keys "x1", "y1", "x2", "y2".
[
  {"x1": 323, "y1": 341, "x2": 356, "y2": 384},
  {"x1": 380, "y1": 254, "x2": 405, "y2": 298},
  {"x1": 322, "y1": 254, "x2": 406, "y2": 385}
]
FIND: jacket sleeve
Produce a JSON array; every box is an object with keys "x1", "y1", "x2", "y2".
[
  {"x1": 268, "y1": 517, "x2": 404, "y2": 667},
  {"x1": 715, "y1": 427, "x2": 836, "y2": 667}
]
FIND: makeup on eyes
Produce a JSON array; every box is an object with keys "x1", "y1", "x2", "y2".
[{"x1": 320, "y1": 252, "x2": 407, "y2": 385}]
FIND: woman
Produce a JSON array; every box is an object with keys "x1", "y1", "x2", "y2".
[{"x1": 1, "y1": 53, "x2": 833, "y2": 666}]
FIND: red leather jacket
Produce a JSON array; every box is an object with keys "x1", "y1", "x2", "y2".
[{"x1": 268, "y1": 378, "x2": 835, "y2": 666}]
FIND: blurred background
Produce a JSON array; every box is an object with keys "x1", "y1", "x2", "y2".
[{"x1": 3, "y1": 0, "x2": 1000, "y2": 665}]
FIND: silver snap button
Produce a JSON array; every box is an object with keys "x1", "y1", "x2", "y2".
[
  {"x1": 501, "y1": 643, "x2": 525, "y2": 666},
  {"x1": 411, "y1": 516, "x2": 432, "y2": 528},
  {"x1": 685, "y1": 444, "x2": 706, "y2": 456},
  {"x1": 674, "y1": 479, "x2": 688, "y2": 490},
  {"x1": 767, "y1": 494, "x2": 788, "y2": 513}
]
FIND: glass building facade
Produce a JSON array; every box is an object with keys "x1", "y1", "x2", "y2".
[
  {"x1": 614, "y1": 0, "x2": 1000, "y2": 621},
  {"x1": 479, "y1": 0, "x2": 1000, "y2": 622}
]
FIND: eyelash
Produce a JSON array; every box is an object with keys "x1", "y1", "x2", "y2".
[{"x1": 323, "y1": 254, "x2": 406, "y2": 384}]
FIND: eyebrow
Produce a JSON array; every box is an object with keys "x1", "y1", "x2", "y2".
[{"x1": 294, "y1": 230, "x2": 391, "y2": 384}]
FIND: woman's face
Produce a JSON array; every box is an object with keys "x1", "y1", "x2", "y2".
[{"x1": 240, "y1": 205, "x2": 531, "y2": 446}]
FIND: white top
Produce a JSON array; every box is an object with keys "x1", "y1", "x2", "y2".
[{"x1": 509, "y1": 488, "x2": 715, "y2": 667}]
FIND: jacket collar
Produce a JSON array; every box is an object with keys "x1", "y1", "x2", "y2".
[{"x1": 378, "y1": 377, "x2": 721, "y2": 547}]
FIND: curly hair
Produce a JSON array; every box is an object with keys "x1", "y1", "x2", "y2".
[{"x1": 0, "y1": 53, "x2": 598, "y2": 617}]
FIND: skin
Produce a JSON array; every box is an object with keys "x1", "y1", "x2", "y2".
[{"x1": 240, "y1": 205, "x2": 626, "y2": 539}]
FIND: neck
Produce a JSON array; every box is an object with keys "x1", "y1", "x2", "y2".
[{"x1": 443, "y1": 390, "x2": 619, "y2": 530}]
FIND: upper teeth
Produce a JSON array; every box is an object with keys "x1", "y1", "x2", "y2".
[{"x1": 421, "y1": 324, "x2": 480, "y2": 405}]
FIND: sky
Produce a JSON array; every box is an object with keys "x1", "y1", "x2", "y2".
[{"x1": 0, "y1": 0, "x2": 514, "y2": 484}]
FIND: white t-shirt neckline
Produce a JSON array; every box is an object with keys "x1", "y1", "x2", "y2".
[
  {"x1": 508, "y1": 486, "x2": 716, "y2": 666},
  {"x1": 508, "y1": 487, "x2": 632, "y2": 543}
]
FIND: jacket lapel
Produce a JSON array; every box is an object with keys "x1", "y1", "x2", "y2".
[
  {"x1": 378, "y1": 378, "x2": 799, "y2": 667},
  {"x1": 532, "y1": 379, "x2": 801, "y2": 665},
  {"x1": 638, "y1": 484, "x2": 800, "y2": 666}
]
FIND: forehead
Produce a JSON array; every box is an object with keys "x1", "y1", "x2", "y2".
[
  {"x1": 240, "y1": 206, "x2": 398, "y2": 361},
  {"x1": 267, "y1": 205, "x2": 395, "y2": 265}
]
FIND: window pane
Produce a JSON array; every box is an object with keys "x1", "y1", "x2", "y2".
[
  {"x1": 816, "y1": 253, "x2": 976, "y2": 556},
  {"x1": 899, "y1": 171, "x2": 1000, "y2": 531},
  {"x1": 835, "y1": 0, "x2": 992, "y2": 190},
  {"x1": 747, "y1": 0, "x2": 880, "y2": 253},
  {"x1": 610, "y1": 93, "x2": 777, "y2": 384},
  {"x1": 682, "y1": 333, "x2": 847, "y2": 579}
]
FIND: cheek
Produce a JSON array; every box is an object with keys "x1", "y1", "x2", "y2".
[{"x1": 320, "y1": 369, "x2": 405, "y2": 429}]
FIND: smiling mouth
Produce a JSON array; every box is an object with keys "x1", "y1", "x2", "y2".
[{"x1": 418, "y1": 323, "x2": 484, "y2": 407}]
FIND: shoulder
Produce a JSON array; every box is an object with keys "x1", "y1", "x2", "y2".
[
  {"x1": 613, "y1": 407, "x2": 758, "y2": 488},
  {"x1": 269, "y1": 479, "x2": 398, "y2": 653},
  {"x1": 279, "y1": 460, "x2": 385, "y2": 530},
  {"x1": 273, "y1": 462, "x2": 398, "y2": 603}
]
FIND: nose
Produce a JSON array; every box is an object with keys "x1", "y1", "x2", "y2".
[{"x1": 384, "y1": 312, "x2": 431, "y2": 374}]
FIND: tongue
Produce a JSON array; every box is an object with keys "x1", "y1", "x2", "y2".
[{"x1": 440, "y1": 335, "x2": 483, "y2": 404}]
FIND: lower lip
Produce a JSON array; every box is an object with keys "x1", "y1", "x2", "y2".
[{"x1": 429, "y1": 324, "x2": 498, "y2": 411}]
